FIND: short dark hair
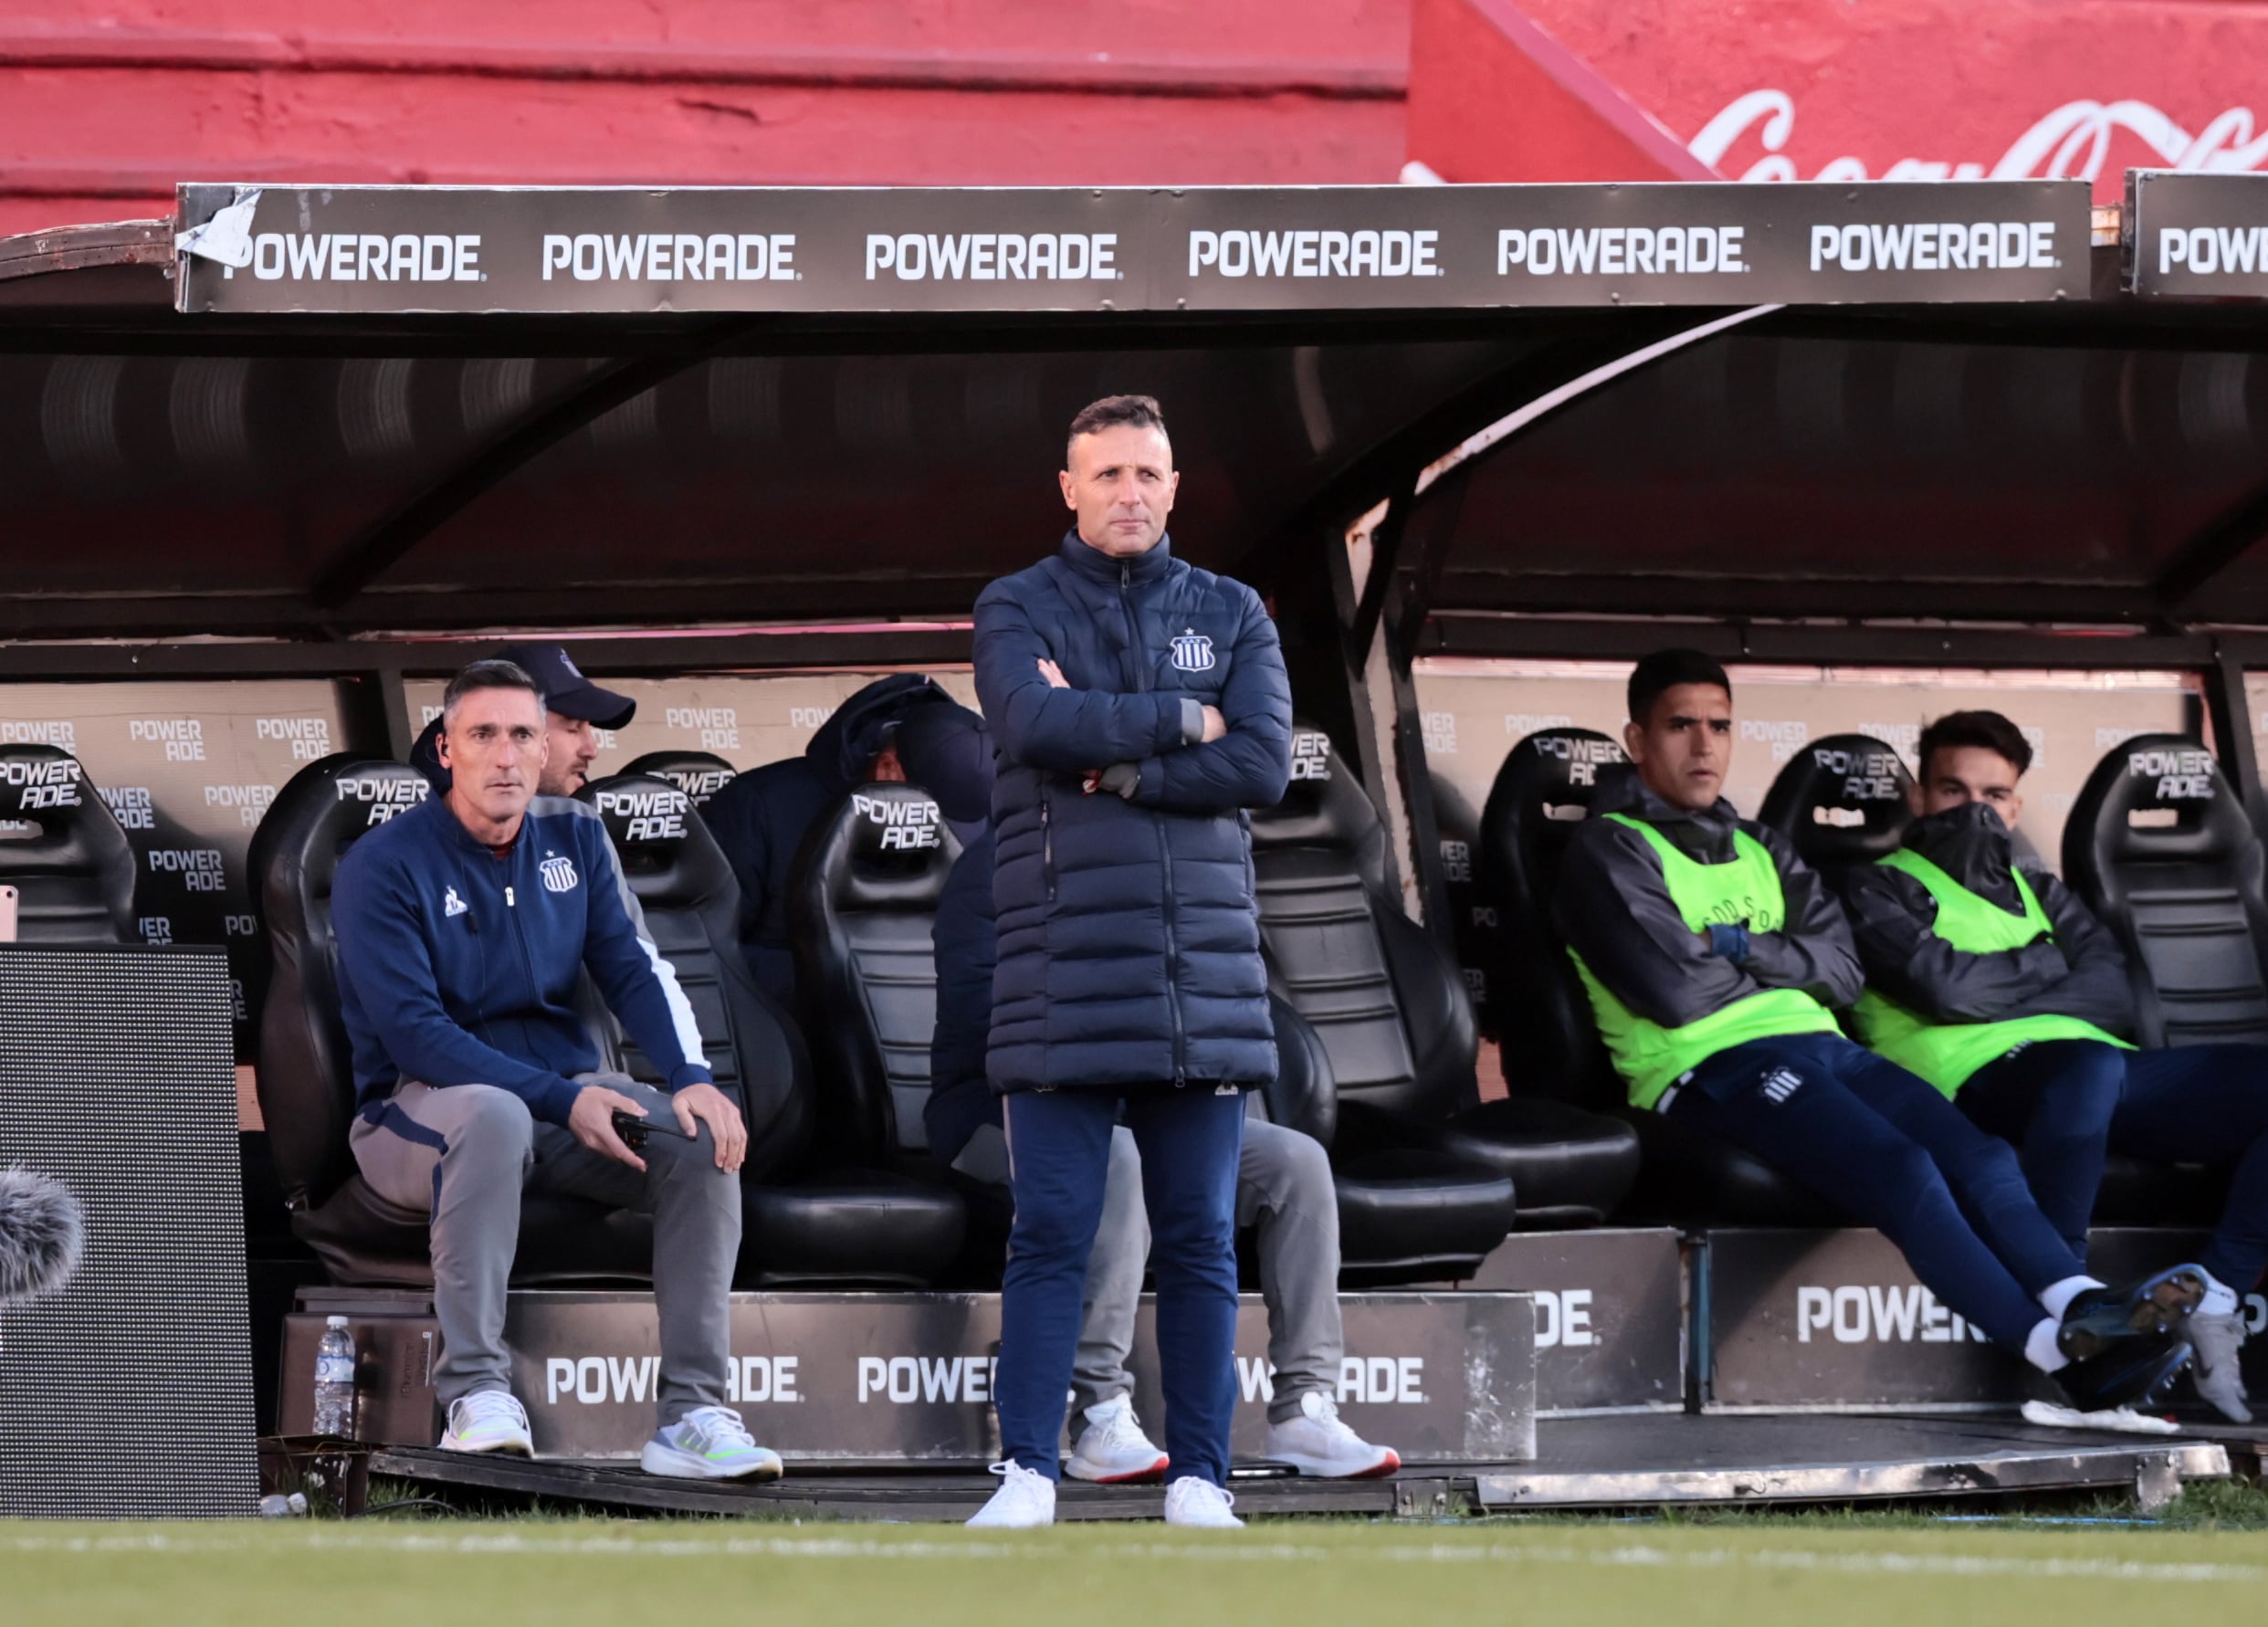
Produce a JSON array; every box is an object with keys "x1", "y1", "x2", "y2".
[
  {"x1": 1066, "y1": 394, "x2": 1167, "y2": 461},
  {"x1": 1917, "y1": 709, "x2": 2032, "y2": 781},
  {"x1": 442, "y1": 658, "x2": 543, "y2": 727},
  {"x1": 1627, "y1": 648, "x2": 1731, "y2": 727}
]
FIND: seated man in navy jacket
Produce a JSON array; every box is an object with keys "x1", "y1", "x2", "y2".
[{"x1": 332, "y1": 658, "x2": 774, "y2": 1480}]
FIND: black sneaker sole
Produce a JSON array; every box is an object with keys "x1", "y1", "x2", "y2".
[
  {"x1": 2056, "y1": 1335, "x2": 2193, "y2": 1414},
  {"x1": 2058, "y1": 1265, "x2": 2208, "y2": 1360}
]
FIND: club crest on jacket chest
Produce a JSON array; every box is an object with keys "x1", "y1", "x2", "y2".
[{"x1": 1170, "y1": 628, "x2": 1215, "y2": 672}]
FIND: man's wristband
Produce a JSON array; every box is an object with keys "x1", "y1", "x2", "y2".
[{"x1": 1706, "y1": 923, "x2": 1752, "y2": 964}]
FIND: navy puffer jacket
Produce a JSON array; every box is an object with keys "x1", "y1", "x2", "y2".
[{"x1": 973, "y1": 532, "x2": 1291, "y2": 1093}]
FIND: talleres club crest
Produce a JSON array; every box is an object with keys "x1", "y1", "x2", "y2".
[{"x1": 1170, "y1": 628, "x2": 1215, "y2": 672}]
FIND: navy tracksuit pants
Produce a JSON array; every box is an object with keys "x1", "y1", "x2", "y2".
[
  {"x1": 1961, "y1": 1039, "x2": 2268, "y2": 1290},
  {"x1": 1668, "y1": 1033, "x2": 2084, "y2": 1350},
  {"x1": 994, "y1": 1085, "x2": 1246, "y2": 1485}
]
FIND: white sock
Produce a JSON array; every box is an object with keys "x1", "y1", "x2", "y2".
[
  {"x1": 2038, "y1": 1275, "x2": 2104, "y2": 1321},
  {"x1": 2024, "y1": 1317, "x2": 2069, "y2": 1374},
  {"x1": 2200, "y1": 1271, "x2": 2241, "y2": 1317}
]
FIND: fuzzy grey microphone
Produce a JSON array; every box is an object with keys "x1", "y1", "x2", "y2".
[{"x1": 0, "y1": 1167, "x2": 85, "y2": 1305}]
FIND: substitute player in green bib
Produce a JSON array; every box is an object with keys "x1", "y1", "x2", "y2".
[
  {"x1": 1840, "y1": 709, "x2": 2263, "y2": 1419},
  {"x1": 1556, "y1": 651, "x2": 2202, "y2": 1413}
]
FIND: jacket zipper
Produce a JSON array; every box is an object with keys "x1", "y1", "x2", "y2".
[
  {"x1": 1040, "y1": 793, "x2": 1056, "y2": 901},
  {"x1": 502, "y1": 873, "x2": 541, "y2": 1016},
  {"x1": 1124, "y1": 557, "x2": 1188, "y2": 1085}
]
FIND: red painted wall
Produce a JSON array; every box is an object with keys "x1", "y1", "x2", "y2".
[
  {"x1": 1414, "y1": 0, "x2": 2268, "y2": 201},
  {"x1": 0, "y1": 2, "x2": 1412, "y2": 236}
]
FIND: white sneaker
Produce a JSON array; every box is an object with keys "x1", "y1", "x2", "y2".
[
  {"x1": 2188, "y1": 1310, "x2": 2253, "y2": 1423},
  {"x1": 1065, "y1": 1394, "x2": 1171, "y2": 1484},
  {"x1": 640, "y1": 1405, "x2": 784, "y2": 1481},
  {"x1": 1161, "y1": 1475, "x2": 1243, "y2": 1528},
  {"x1": 967, "y1": 1461, "x2": 1056, "y2": 1528},
  {"x1": 1265, "y1": 1391, "x2": 1401, "y2": 1479},
  {"x1": 439, "y1": 1391, "x2": 532, "y2": 1456}
]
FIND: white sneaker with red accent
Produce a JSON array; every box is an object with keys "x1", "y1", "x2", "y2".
[
  {"x1": 1264, "y1": 1391, "x2": 1401, "y2": 1479},
  {"x1": 1065, "y1": 1394, "x2": 1171, "y2": 1484}
]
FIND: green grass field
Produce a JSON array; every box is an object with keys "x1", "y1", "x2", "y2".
[{"x1": 13, "y1": 1492, "x2": 2268, "y2": 1627}]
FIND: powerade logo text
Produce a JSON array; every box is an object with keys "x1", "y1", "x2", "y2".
[
  {"x1": 257, "y1": 716, "x2": 335, "y2": 761},
  {"x1": 543, "y1": 233, "x2": 796, "y2": 282},
  {"x1": 1797, "y1": 1284, "x2": 1990, "y2": 1344},
  {"x1": 148, "y1": 848, "x2": 226, "y2": 892},
  {"x1": 2158, "y1": 226, "x2": 2268, "y2": 278},
  {"x1": 246, "y1": 233, "x2": 482, "y2": 282},
  {"x1": 205, "y1": 783, "x2": 280, "y2": 829},
  {"x1": 1498, "y1": 226, "x2": 1745, "y2": 278},
  {"x1": 666, "y1": 706, "x2": 740, "y2": 751},
  {"x1": 656, "y1": 767, "x2": 735, "y2": 804},
  {"x1": 853, "y1": 793, "x2": 941, "y2": 850},
  {"x1": 1530, "y1": 734, "x2": 1622, "y2": 787},
  {"x1": 100, "y1": 787, "x2": 155, "y2": 830},
  {"x1": 130, "y1": 719, "x2": 205, "y2": 761},
  {"x1": 0, "y1": 720, "x2": 75, "y2": 748},
  {"x1": 1191, "y1": 229, "x2": 1438, "y2": 279},
  {"x1": 335, "y1": 777, "x2": 428, "y2": 825},
  {"x1": 1289, "y1": 732, "x2": 1332, "y2": 782},
  {"x1": 0, "y1": 756, "x2": 82, "y2": 809},
  {"x1": 594, "y1": 786, "x2": 689, "y2": 843},
  {"x1": 866, "y1": 233, "x2": 1116, "y2": 281},
  {"x1": 2128, "y1": 746, "x2": 2216, "y2": 801},
  {"x1": 1810, "y1": 220, "x2": 2057, "y2": 273},
  {"x1": 547, "y1": 1355, "x2": 799, "y2": 1405},
  {"x1": 1810, "y1": 745, "x2": 1904, "y2": 802},
  {"x1": 1239, "y1": 1356, "x2": 1428, "y2": 1404}
]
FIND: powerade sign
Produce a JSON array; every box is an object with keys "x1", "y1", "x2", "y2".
[
  {"x1": 2126, "y1": 171, "x2": 2268, "y2": 297},
  {"x1": 176, "y1": 181, "x2": 2091, "y2": 315}
]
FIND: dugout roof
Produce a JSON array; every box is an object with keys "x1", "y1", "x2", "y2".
[{"x1": 0, "y1": 173, "x2": 2263, "y2": 650}]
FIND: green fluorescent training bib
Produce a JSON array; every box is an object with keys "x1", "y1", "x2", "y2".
[
  {"x1": 1570, "y1": 813, "x2": 1842, "y2": 1110},
  {"x1": 1851, "y1": 846, "x2": 2129, "y2": 1098}
]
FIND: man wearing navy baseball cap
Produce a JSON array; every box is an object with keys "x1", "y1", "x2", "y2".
[{"x1": 412, "y1": 643, "x2": 637, "y2": 797}]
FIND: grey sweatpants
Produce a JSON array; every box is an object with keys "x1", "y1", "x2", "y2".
[
  {"x1": 349, "y1": 1073, "x2": 740, "y2": 1428},
  {"x1": 954, "y1": 1116, "x2": 1344, "y2": 1427}
]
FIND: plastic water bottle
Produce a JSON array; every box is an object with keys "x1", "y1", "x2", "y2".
[
  {"x1": 257, "y1": 1492, "x2": 309, "y2": 1518},
  {"x1": 313, "y1": 1315, "x2": 357, "y2": 1438}
]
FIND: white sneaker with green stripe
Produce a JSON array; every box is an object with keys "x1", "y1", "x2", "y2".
[
  {"x1": 640, "y1": 1405, "x2": 784, "y2": 1481},
  {"x1": 440, "y1": 1391, "x2": 533, "y2": 1456}
]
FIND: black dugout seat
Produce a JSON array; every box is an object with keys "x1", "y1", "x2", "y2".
[
  {"x1": 579, "y1": 772, "x2": 964, "y2": 1286},
  {"x1": 788, "y1": 780, "x2": 964, "y2": 1162},
  {"x1": 1258, "y1": 993, "x2": 1518, "y2": 1284},
  {"x1": 0, "y1": 745, "x2": 135, "y2": 942},
  {"x1": 2064, "y1": 735, "x2": 2268, "y2": 1048},
  {"x1": 1251, "y1": 726, "x2": 1637, "y2": 1227},
  {"x1": 620, "y1": 750, "x2": 739, "y2": 808},
  {"x1": 252, "y1": 753, "x2": 656, "y2": 1286},
  {"x1": 1480, "y1": 729, "x2": 1828, "y2": 1226},
  {"x1": 1476, "y1": 729, "x2": 1628, "y2": 1107}
]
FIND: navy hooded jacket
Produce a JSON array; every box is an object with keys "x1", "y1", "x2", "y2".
[
  {"x1": 971, "y1": 532, "x2": 1291, "y2": 1093},
  {"x1": 701, "y1": 674, "x2": 952, "y2": 1006}
]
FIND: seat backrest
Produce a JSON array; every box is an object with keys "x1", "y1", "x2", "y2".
[
  {"x1": 249, "y1": 754, "x2": 431, "y2": 1208},
  {"x1": 786, "y1": 781, "x2": 963, "y2": 1157},
  {"x1": 620, "y1": 751, "x2": 739, "y2": 809},
  {"x1": 0, "y1": 746, "x2": 135, "y2": 943},
  {"x1": 1757, "y1": 733, "x2": 1915, "y2": 875},
  {"x1": 1249, "y1": 725, "x2": 1478, "y2": 1116},
  {"x1": 578, "y1": 773, "x2": 813, "y2": 1179},
  {"x1": 1475, "y1": 728, "x2": 1627, "y2": 1107},
  {"x1": 2063, "y1": 734, "x2": 2268, "y2": 1047}
]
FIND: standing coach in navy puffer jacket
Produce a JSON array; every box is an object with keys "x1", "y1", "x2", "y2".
[{"x1": 964, "y1": 394, "x2": 1292, "y2": 1531}]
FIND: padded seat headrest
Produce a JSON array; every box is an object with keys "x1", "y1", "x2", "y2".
[
  {"x1": 1757, "y1": 733, "x2": 1915, "y2": 870},
  {"x1": 0, "y1": 744, "x2": 136, "y2": 941},
  {"x1": 1483, "y1": 728, "x2": 1626, "y2": 844},
  {"x1": 251, "y1": 755, "x2": 432, "y2": 918},
  {"x1": 807, "y1": 781, "x2": 961, "y2": 911},
  {"x1": 619, "y1": 751, "x2": 738, "y2": 807},
  {"x1": 1251, "y1": 724, "x2": 1382, "y2": 837},
  {"x1": 2064, "y1": 733, "x2": 2248, "y2": 871},
  {"x1": 580, "y1": 774, "x2": 734, "y2": 902}
]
